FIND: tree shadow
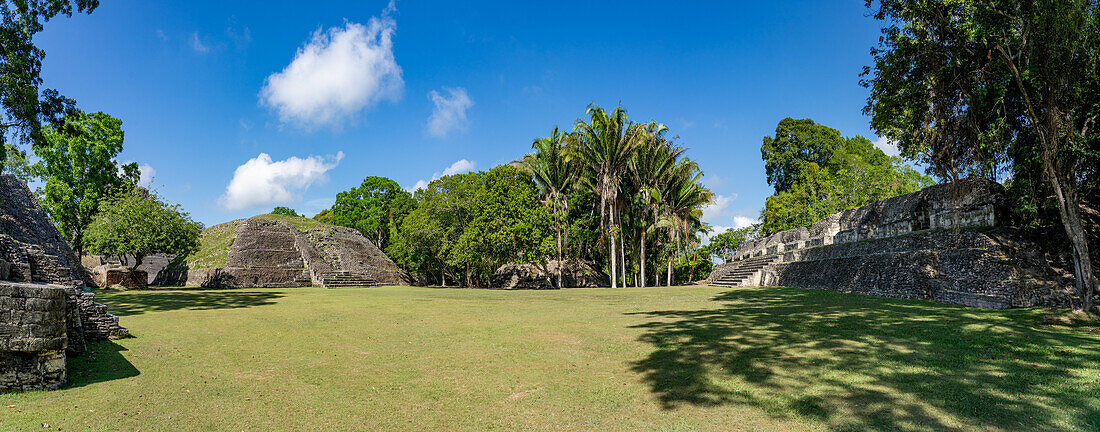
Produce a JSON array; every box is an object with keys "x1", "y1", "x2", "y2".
[
  {"x1": 65, "y1": 341, "x2": 139, "y2": 389},
  {"x1": 94, "y1": 290, "x2": 284, "y2": 317},
  {"x1": 629, "y1": 286, "x2": 1100, "y2": 431}
]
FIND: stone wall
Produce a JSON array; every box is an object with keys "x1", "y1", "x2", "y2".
[
  {"x1": 760, "y1": 228, "x2": 1076, "y2": 308},
  {"x1": 730, "y1": 179, "x2": 1008, "y2": 262},
  {"x1": 0, "y1": 174, "x2": 127, "y2": 349},
  {"x1": 708, "y1": 179, "x2": 1075, "y2": 309},
  {"x1": 0, "y1": 282, "x2": 71, "y2": 391},
  {"x1": 180, "y1": 217, "x2": 409, "y2": 288},
  {"x1": 491, "y1": 259, "x2": 609, "y2": 289}
]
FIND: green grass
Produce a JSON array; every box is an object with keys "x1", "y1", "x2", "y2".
[
  {"x1": 2, "y1": 286, "x2": 1098, "y2": 431},
  {"x1": 187, "y1": 214, "x2": 331, "y2": 269}
]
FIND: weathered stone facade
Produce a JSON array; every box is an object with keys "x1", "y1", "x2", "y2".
[
  {"x1": 0, "y1": 282, "x2": 71, "y2": 391},
  {"x1": 90, "y1": 265, "x2": 148, "y2": 290},
  {"x1": 1, "y1": 175, "x2": 129, "y2": 391},
  {"x1": 708, "y1": 179, "x2": 1076, "y2": 309},
  {"x1": 491, "y1": 259, "x2": 609, "y2": 289},
  {"x1": 179, "y1": 217, "x2": 409, "y2": 288}
]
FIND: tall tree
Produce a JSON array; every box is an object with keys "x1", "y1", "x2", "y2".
[
  {"x1": 453, "y1": 166, "x2": 553, "y2": 286},
  {"x1": 761, "y1": 118, "x2": 848, "y2": 193},
  {"x1": 864, "y1": 0, "x2": 1100, "y2": 310},
  {"x1": 0, "y1": 0, "x2": 97, "y2": 164},
  {"x1": 759, "y1": 119, "x2": 933, "y2": 235},
  {"x1": 36, "y1": 111, "x2": 138, "y2": 257},
  {"x1": 573, "y1": 103, "x2": 638, "y2": 288},
  {"x1": 628, "y1": 121, "x2": 683, "y2": 287},
  {"x1": 660, "y1": 158, "x2": 713, "y2": 286},
  {"x1": 517, "y1": 127, "x2": 577, "y2": 288},
  {"x1": 330, "y1": 176, "x2": 415, "y2": 251},
  {"x1": 85, "y1": 188, "x2": 203, "y2": 270}
]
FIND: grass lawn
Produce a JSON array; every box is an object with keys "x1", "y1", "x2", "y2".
[{"x1": 2, "y1": 285, "x2": 1098, "y2": 431}]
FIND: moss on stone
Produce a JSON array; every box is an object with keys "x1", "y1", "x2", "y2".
[{"x1": 187, "y1": 214, "x2": 337, "y2": 269}]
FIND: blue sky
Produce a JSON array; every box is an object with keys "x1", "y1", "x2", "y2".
[{"x1": 34, "y1": 0, "x2": 894, "y2": 230}]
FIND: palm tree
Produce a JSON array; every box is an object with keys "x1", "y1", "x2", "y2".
[
  {"x1": 660, "y1": 158, "x2": 714, "y2": 286},
  {"x1": 517, "y1": 127, "x2": 576, "y2": 288},
  {"x1": 572, "y1": 103, "x2": 637, "y2": 288},
  {"x1": 628, "y1": 121, "x2": 683, "y2": 287}
]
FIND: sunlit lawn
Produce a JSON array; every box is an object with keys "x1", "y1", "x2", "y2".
[{"x1": 2, "y1": 285, "x2": 1098, "y2": 431}]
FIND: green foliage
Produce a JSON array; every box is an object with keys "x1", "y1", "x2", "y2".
[
  {"x1": 331, "y1": 176, "x2": 415, "y2": 250},
  {"x1": 270, "y1": 206, "x2": 301, "y2": 218},
  {"x1": 0, "y1": 143, "x2": 33, "y2": 182},
  {"x1": 452, "y1": 165, "x2": 553, "y2": 282},
  {"x1": 760, "y1": 118, "x2": 847, "y2": 193},
  {"x1": 0, "y1": 0, "x2": 97, "y2": 165},
  {"x1": 759, "y1": 118, "x2": 933, "y2": 235},
  {"x1": 703, "y1": 225, "x2": 761, "y2": 262},
  {"x1": 35, "y1": 111, "x2": 139, "y2": 255},
  {"x1": 388, "y1": 172, "x2": 482, "y2": 285},
  {"x1": 85, "y1": 189, "x2": 203, "y2": 268},
  {"x1": 312, "y1": 208, "x2": 333, "y2": 224},
  {"x1": 863, "y1": 0, "x2": 1100, "y2": 309}
]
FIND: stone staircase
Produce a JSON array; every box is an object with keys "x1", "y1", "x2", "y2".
[
  {"x1": 319, "y1": 271, "x2": 379, "y2": 288},
  {"x1": 710, "y1": 255, "x2": 780, "y2": 287},
  {"x1": 78, "y1": 291, "x2": 129, "y2": 340}
]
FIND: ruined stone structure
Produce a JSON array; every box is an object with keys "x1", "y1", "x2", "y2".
[
  {"x1": 84, "y1": 253, "x2": 174, "y2": 286},
  {"x1": 174, "y1": 216, "x2": 409, "y2": 288},
  {"x1": 0, "y1": 174, "x2": 128, "y2": 392},
  {"x1": 0, "y1": 282, "x2": 70, "y2": 391},
  {"x1": 707, "y1": 179, "x2": 1076, "y2": 308},
  {"x1": 491, "y1": 259, "x2": 609, "y2": 289}
]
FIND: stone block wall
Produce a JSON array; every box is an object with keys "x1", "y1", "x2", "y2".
[
  {"x1": 760, "y1": 228, "x2": 1076, "y2": 308},
  {"x1": 180, "y1": 217, "x2": 409, "y2": 288},
  {"x1": 0, "y1": 282, "x2": 71, "y2": 391},
  {"x1": 708, "y1": 179, "x2": 1075, "y2": 309},
  {"x1": 731, "y1": 179, "x2": 1007, "y2": 262}
]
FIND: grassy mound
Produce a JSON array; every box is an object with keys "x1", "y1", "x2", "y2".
[{"x1": 187, "y1": 214, "x2": 332, "y2": 269}]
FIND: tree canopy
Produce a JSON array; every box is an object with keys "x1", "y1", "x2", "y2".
[
  {"x1": 863, "y1": 0, "x2": 1100, "y2": 310},
  {"x1": 35, "y1": 111, "x2": 138, "y2": 256},
  {"x1": 0, "y1": 0, "x2": 98, "y2": 164},
  {"x1": 85, "y1": 188, "x2": 203, "y2": 269},
  {"x1": 759, "y1": 118, "x2": 933, "y2": 235},
  {"x1": 271, "y1": 206, "x2": 302, "y2": 218},
  {"x1": 331, "y1": 176, "x2": 415, "y2": 250}
]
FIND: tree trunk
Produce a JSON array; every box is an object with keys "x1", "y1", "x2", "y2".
[
  {"x1": 1045, "y1": 162, "x2": 1098, "y2": 310},
  {"x1": 441, "y1": 269, "x2": 446, "y2": 287},
  {"x1": 639, "y1": 231, "x2": 646, "y2": 287},
  {"x1": 133, "y1": 254, "x2": 145, "y2": 270},
  {"x1": 618, "y1": 211, "x2": 627, "y2": 288},
  {"x1": 667, "y1": 257, "x2": 673, "y2": 287},
  {"x1": 689, "y1": 248, "x2": 697, "y2": 284},
  {"x1": 609, "y1": 225, "x2": 617, "y2": 289},
  {"x1": 556, "y1": 225, "x2": 563, "y2": 289}
]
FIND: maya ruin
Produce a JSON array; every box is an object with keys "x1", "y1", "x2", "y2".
[{"x1": 1, "y1": 1, "x2": 1098, "y2": 431}]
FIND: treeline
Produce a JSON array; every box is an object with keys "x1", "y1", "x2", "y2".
[{"x1": 318, "y1": 104, "x2": 714, "y2": 288}]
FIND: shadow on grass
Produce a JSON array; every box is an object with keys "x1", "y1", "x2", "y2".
[
  {"x1": 66, "y1": 341, "x2": 139, "y2": 389},
  {"x1": 629, "y1": 286, "x2": 1100, "y2": 431},
  {"x1": 94, "y1": 290, "x2": 284, "y2": 317}
]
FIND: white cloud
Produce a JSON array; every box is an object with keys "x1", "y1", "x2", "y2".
[
  {"x1": 409, "y1": 159, "x2": 476, "y2": 191},
  {"x1": 440, "y1": 159, "x2": 475, "y2": 176},
  {"x1": 190, "y1": 32, "x2": 210, "y2": 53},
  {"x1": 733, "y1": 216, "x2": 759, "y2": 229},
  {"x1": 219, "y1": 152, "x2": 344, "y2": 211},
  {"x1": 874, "y1": 136, "x2": 900, "y2": 157},
  {"x1": 137, "y1": 164, "x2": 156, "y2": 187},
  {"x1": 260, "y1": 5, "x2": 403, "y2": 128},
  {"x1": 156, "y1": 29, "x2": 168, "y2": 41},
  {"x1": 701, "y1": 194, "x2": 736, "y2": 225},
  {"x1": 426, "y1": 87, "x2": 474, "y2": 138}
]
